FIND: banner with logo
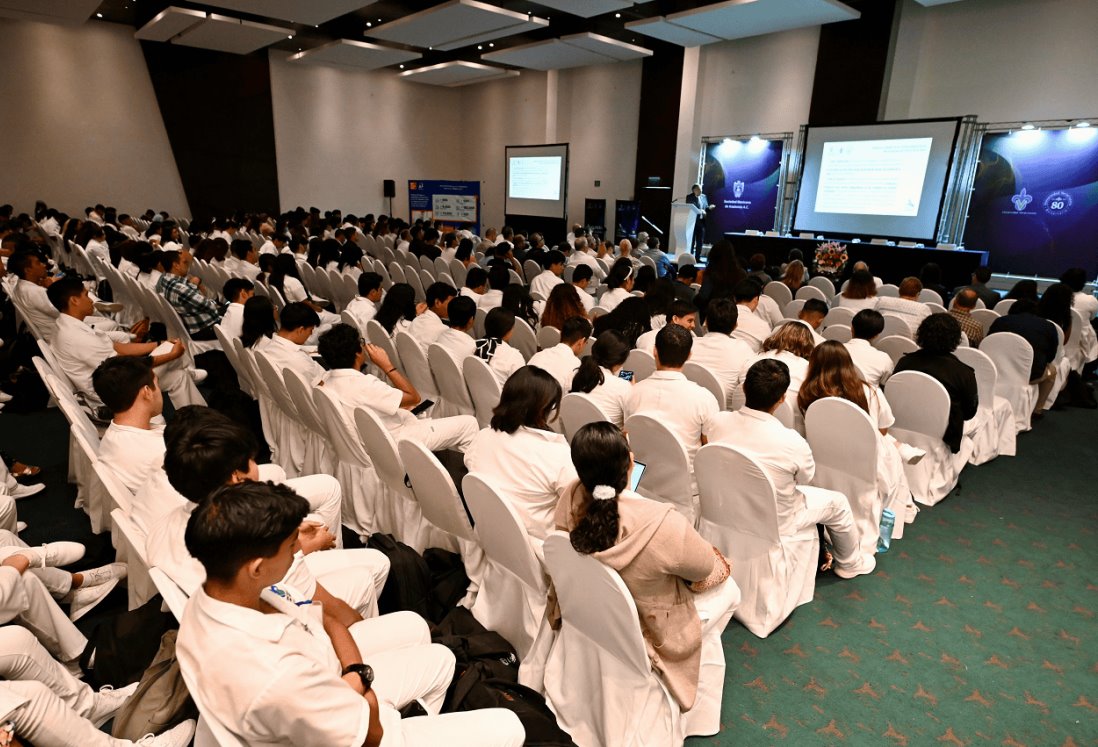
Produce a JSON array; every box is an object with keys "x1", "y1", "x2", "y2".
[
  {"x1": 408, "y1": 180, "x2": 480, "y2": 236},
  {"x1": 963, "y1": 129, "x2": 1098, "y2": 277},
  {"x1": 700, "y1": 139, "x2": 784, "y2": 236}
]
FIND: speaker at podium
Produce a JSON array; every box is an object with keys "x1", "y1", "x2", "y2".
[{"x1": 670, "y1": 201, "x2": 704, "y2": 258}]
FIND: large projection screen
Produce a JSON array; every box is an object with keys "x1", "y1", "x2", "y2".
[
  {"x1": 793, "y1": 119, "x2": 961, "y2": 241},
  {"x1": 505, "y1": 144, "x2": 569, "y2": 219}
]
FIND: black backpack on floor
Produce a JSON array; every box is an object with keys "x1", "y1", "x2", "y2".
[
  {"x1": 79, "y1": 595, "x2": 175, "y2": 688},
  {"x1": 365, "y1": 533, "x2": 433, "y2": 618},
  {"x1": 451, "y1": 677, "x2": 577, "y2": 747}
]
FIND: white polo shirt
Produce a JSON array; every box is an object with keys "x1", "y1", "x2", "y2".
[
  {"x1": 224, "y1": 257, "x2": 261, "y2": 281},
  {"x1": 625, "y1": 370, "x2": 719, "y2": 470},
  {"x1": 583, "y1": 367, "x2": 633, "y2": 427},
  {"x1": 344, "y1": 297, "x2": 377, "y2": 331},
  {"x1": 1073, "y1": 291, "x2": 1098, "y2": 321},
  {"x1": 689, "y1": 333, "x2": 755, "y2": 409},
  {"x1": 741, "y1": 350, "x2": 810, "y2": 399},
  {"x1": 527, "y1": 343, "x2": 581, "y2": 391},
  {"x1": 530, "y1": 270, "x2": 563, "y2": 301},
  {"x1": 52, "y1": 313, "x2": 117, "y2": 406},
  {"x1": 478, "y1": 289, "x2": 504, "y2": 312},
  {"x1": 177, "y1": 585, "x2": 376, "y2": 747},
  {"x1": 408, "y1": 309, "x2": 447, "y2": 353},
  {"x1": 98, "y1": 421, "x2": 166, "y2": 494},
  {"x1": 10, "y1": 279, "x2": 59, "y2": 341},
  {"x1": 434, "y1": 328, "x2": 475, "y2": 361},
  {"x1": 706, "y1": 407, "x2": 813, "y2": 534},
  {"x1": 460, "y1": 287, "x2": 482, "y2": 303},
  {"x1": 256, "y1": 334, "x2": 324, "y2": 382},
  {"x1": 844, "y1": 338, "x2": 894, "y2": 388},
  {"x1": 598, "y1": 287, "x2": 632, "y2": 313},
  {"x1": 482, "y1": 342, "x2": 525, "y2": 387},
  {"x1": 317, "y1": 368, "x2": 413, "y2": 436},
  {"x1": 220, "y1": 302, "x2": 245, "y2": 340},
  {"x1": 567, "y1": 251, "x2": 605, "y2": 280},
  {"x1": 731, "y1": 304, "x2": 772, "y2": 352},
  {"x1": 875, "y1": 296, "x2": 930, "y2": 335},
  {"x1": 133, "y1": 469, "x2": 188, "y2": 535},
  {"x1": 756, "y1": 294, "x2": 784, "y2": 328},
  {"x1": 464, "y1": 426, "x2": 576, "y2": 540},
  {"x1": 574, "y1": 286, "x2": 595, "y2": 312}
]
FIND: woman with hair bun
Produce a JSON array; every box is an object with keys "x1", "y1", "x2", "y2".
[{"x1": 555, "y1": 422, "x2": 740, "y2": 717}]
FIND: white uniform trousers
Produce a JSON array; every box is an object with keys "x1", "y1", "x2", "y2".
[
  {"x1": 304, "y1": 548, "x2": 389, "y2": 619},
  {"x1": 0, "y1": 568, "x2": 86, "y2": 663},
  {"x1": 0, "y1": 531, "x2": 73, "y2": 598},
  {"x1": 402, "y1": 415, "x2": 479, "y2": 453},
  {"x1": 797, "y1": 486, "x2": 875, "y2": 576},
  {"x1": 686, "y1": 577, "x2": 741, "y2": 736},
  {"x1": 0, "y1": 627, "x2": 97, "y2": 715},
  {"x1": 0, "y1": 680, "x2": 157, "y2": 747},
  {"x1": 157, "y1": 356, "x2": 206, "y2": 408},
  {"x1": 259, "y1": 470, "x2": 343, "y2": 548}
]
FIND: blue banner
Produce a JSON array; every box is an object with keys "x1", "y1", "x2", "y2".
[
  {"x1": 408, "y1": 180, "x2": 480, "y2": 236},
  {"x1": 964, "y1": 129, "x2": 1098, "y2": 277},
  {"x1": 701, "y1": 139, "x2": 783, "y2": 235}
]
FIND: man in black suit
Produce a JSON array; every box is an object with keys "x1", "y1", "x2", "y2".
[{"x1": 686, "y1": 184, "x2": 713, "y2": 258}]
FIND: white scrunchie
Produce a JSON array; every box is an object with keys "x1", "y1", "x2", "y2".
[{"x1": 592, "y1": 485, "x2": 617, "y2": 501}]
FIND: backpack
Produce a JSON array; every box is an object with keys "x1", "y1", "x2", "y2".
[
  {"x1": 79, "y1": 595, "x2": 175, "y2": 688},
  {"x1": 423, "y1": 548, "x2": 471, "y2": 623},
  {"x1": 450, "y1": 678, "x2": 577, "y2": 747},
  {"x1": 432, "y1": 606, "x2": 519, "y2": 710},
  {"x1": 365, "y1": 533, "x2": 433, "y2": 618},
  {"x1": 111, "y1": 630, "x2": 198, "y2": 740}
]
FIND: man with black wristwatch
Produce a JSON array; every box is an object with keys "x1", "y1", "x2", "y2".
[{"x1": 175, "y1": 481, "x2": 524, "y2": 746}]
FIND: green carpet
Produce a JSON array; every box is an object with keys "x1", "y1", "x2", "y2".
[{"x1": 690, "y1": 406, "x2": 1098, "y2": 746}]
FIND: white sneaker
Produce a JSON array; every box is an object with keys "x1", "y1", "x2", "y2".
[
  {"x1": 0, "y1": 541, "x2": 85, "y2": 568},
  {"x1": 137, "y1": 720, "x2": 197, "y2": 747},
  {"x1": 88, "y1": 681, "x2": 140, "y2": 727},
  {"x1": 68, "y1": 578, "x2": 119, "y2": 621},
  {"x1": 15, "y1": 522, "x2": 26, "y2": 534},
  {"x1": 0, "y1": 391, "x2": 12, "y2": 403},
  {"x1": 191, "y1": 369, "x2": 208, "y2": 384},
  {"x1": 11, "y1": 483, "x2": 45, "y2": 500},
  {"x1": 895, "y1": 442, "x2": 926, "y2": 465},
  {"x1": 79, "y1": 562, "x2": 128, "y2": 588}
]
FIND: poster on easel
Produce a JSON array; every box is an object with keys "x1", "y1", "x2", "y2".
[{"x1": 408, "y1": 180, "x2": 481, "y2": 236}]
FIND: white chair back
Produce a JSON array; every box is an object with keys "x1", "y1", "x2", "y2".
[
  {"x1": 993, "y1": 298, "x2": 1016, "y2": 315},
  {"x1": 110, "y1": 508, "x2": 155, "y2": 611},
  {"x1": 807, "y1": 275, "x2": 836, "y2": 299},
  {"x1": 877, "y1": 283, "x2": 900, "y2": 298},
  {"x1": 510, "y1": 318, "x2": 538, "y2": 361},
  {"x1": 624, "y1": 348, "x2": 656, "y2": 381},
  {"x1": 449, "y1": 259, "x2": 468, "y2": 287},
  {"x1": 918, "y1": 288, "x2": 944, "y2": 305},
  {"x1": 559, "y1": 392, "x2": 610, "y2": 441},
  {"x1": 394, "y1": 332, "x2": 438, "y2": 399},
  {"x1": 953, "y1": 346, "x2": 997, "y2": 410},
  {"x1": 149, "y1": 567, "x2": 189, "y2": 622},
  {"x1": 822, "y1": 325, "x2": 852, "y2": 343},
  {"x1": 396, "y1": 440, "x2": 475, "y2": 542},
  {"x1": 762, "y1": 281, "x2": 792, "y2": 309},
  {"x1": 822, "y1": 306, "x2": 855, "y2": 328},
  {"x1": 427, "y1": 344, "x2": 475, "y2": 415},
  {"x1": 311, "y1": 386, "x2": 372, "y2": 471},
  {"x1": 282, "y1": 368, "x2": 329, "y2": 439},
  {"x1": 624, "y1": 414, "x2": 695, "y2": 522},
  {"x1": 880, "y1": 314, "x2": 913, "y2": 339},
  {"x1": 365, "y1": 319, "x2": 401, "y2": 371},
  {"x1": 885, "y1": 370, "x2": 949, "y2": 438},
  {"x1": 253, "y1": 353, "x2": 301, "y2": 422},
  {"x1": 874, "y1": 335, "x2": 918, "y2": 365},
  {"x1": 682, "y1": 362, "x2": 725, "y2": 408},
  {"x1": 536, "y1": 325, "x2": 561, "y2": 350},
  {"x1": 353, "y1": 407, "x2": 414, "y2": 501},
  {"x1": 782, "y1": 299, "x2": 806, "y2": 319},
  {"x1": 925, "y1": 302, "x2": 947, "y2": 315},
  {"x1": 795, "y1": 285, "x2": 828, "y2": 303},
  {"x1": 523, "y1": 259, "x2": 542, "y2": 283},
  {"x1": 462, "y1": 355, "x2": 502, "y2": 428},
  {"x1": 970, "y1": 308, "x2": 999, "y2": 336},
  {"x1": 463, "y1": 474, "x2": 546, "y2": 593}
]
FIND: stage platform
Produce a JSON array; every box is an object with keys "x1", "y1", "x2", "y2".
[{"x1": 723, "y1": 232, "x2": 987, "y2": 289}]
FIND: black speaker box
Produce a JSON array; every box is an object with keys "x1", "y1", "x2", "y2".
[{"x1": 383, "y1": 179, "x2": 396, "y2": 198}]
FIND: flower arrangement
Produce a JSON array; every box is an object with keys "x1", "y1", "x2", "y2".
[{"x1": 814, "y1": 241, "x2": 849, "y2": 276}]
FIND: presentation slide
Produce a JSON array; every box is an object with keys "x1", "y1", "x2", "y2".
[
  {"x1": 794, "y1": 119, "x2": 960, "y2": 240},
  {"x1": 505, "y1": 144, "x2": 569, "y2": 219}
]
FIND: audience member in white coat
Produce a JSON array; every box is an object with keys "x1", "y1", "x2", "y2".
[
  {"x1": 529, "y1": 250, "x2": 565, "y2": 301},
  {"x1": 408, "y1": 282, "x2": 456, "y2": 353},
  {"x1": 687, "y1": 299, "x2": 756, "y2": 410},
  {"x1": 730, "y1": 281, "x2": 772, "y2": 353},
  {"x1": 844, "y1": 309, "x2": 894, "y2": 388},
  {"x1": 433, "y1": 296, "x2": 476, "y2": 361},
  {"x1": 569, "y1": 330, "x2": 634, "y2": 427},
  {"x1": 92, "y1": 357, "x2": 167, "y2": 494},
  {"x1": 527, "y1": 316, "x2": 592, "y2": 392},
  {"x1": 345, "y1": 272, "x2": 383, "y2": 333},
  {"x1": 474, "y1": 308, "x2": 526, "y2": 387},
  {"x1": 598, "y1": 259, "x2": 635, "y2": 313},
  {"x1": 217, "y1": 278, "x2": 255, "y2": 341}
]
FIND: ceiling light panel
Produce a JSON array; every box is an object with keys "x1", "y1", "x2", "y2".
[
  {"x1": 624, "y1": 17, "x2": 724, "y2": 46},
  {"x1": 530, "y1": 0, "x2": 636, "y2": 18},
  {"x1": 400, "y1": 60, "x2": 519, "y2": 87},
  {"x1": 134, "y1": 6, "x2": 206, "y2": 42},
  {"x1": 288, "y1": 39, "x2": 421, "y2": 70},
  {"x1": 561, "y1": 32, "x2": 651, "y2": 61},
  {"x1": 173, "y1": 13, "x2": 295, "y2": 55},
  {"x1": 367, "y1": 0, "x2": 547, "y2": 52},
  {"x1": 483, "y1": 32, "x2": 651, "y2": 70},
  {"x1": 666, "y1": 0, "x2": 859, "y2": 42},
  {"x1": 196, "y1": 1, "x2": 379, "y2": 27},
  {"x1": 0, "y1": 0, "x2": 101, "y2": 25}
]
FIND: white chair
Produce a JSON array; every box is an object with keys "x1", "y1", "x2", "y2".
[
  {"x1": 918, "y1": 289, "x2": 944, "y2": 306},
  {"x1": 474, "y1": 308, "x2": 487, "y2": 338},
  {"x1": 979, "y1": 332, "x2": 1038, "y2": 433},
  {"x1": 406, "y1": 268, "x2": 426, "y2": 302},
  {"x1": 462, "y1": 356, "x2": 502, "y2": 429},
  {"x1": 954, "y1": 346, "x2": 1017, "y2": 463},
  {"x1": 536, "y1": 325, "x2": 561, "y2": 350},
  {"x1": 822, "y1": 325, "x2": 852, "y2": 343},
  {"x1": 449, "y1": 259, "x2": 468, "y2": 287},
  {"x1": 624, "y1": 414, "x2": 696, "y2": 523},
  {"x1": 394, "y1": 332, "x2": 438, "y2": 401},
  {"x1": 110, "y1": 508, "x2": 157, "y2": 611},
  {"x1": 254, "y1": 353, "x2": 307, "y2": 476},
  {"x1": 885, "y1": 371, "x2": 970, "y2": 506},
  {"x1": 804, "y1": 398, "x2": 881, "y2": 559},
  {"x1": 682, "y1": 362, "x2": 725, "y2": 410},
  {"x1": 427, "y1": 344, "x2": 475, "y2": 416},
  {"x1": 880, "y1": 314, "x2": 913, "y2": 340},
  {"x1": 782, "y1": 299, "x2": 806, "y2": 319},
  {"x1": 542, "y1": 533, "x2": 687, "y2": 746},
  {"x1": 559, "y1": 392, "x2": 610, "y2": 441},
  {"x1": 877, "y1": 284, "x2": 900, "y2": 298},
  {"x1": 523, "y1": 259, "x2": 542, "y2": 283},
  {"x1": 925, "y1": 302, "x2": 948, "y2": 315},
  {"x1": 875, "y1": 335, "x2": 918, "y2": 366},
  {"x1": 510, "y1": 318, "x2": 538, "y2": 361},
  {"x1": 762, "y1": 281, "x2": 792, "y2": 309},
  {"x1": 970, "y1": 308, "x2": 1000, "y2": 337},
  {"x1": 993, "y1": 298, "x2": 1016, "y2": 315},
  {"x1": 387, "y1": 262, "x2": 406, "y2": 284},
  {"x1": 365, "y1": 319, "x2": 401, "y2": 372},
  {"x1": 149, "y1": 567, "x2": 189, "y2": 622},
  {"x1": 807, "y1": 275, "x2": 836, "y2": 299},
  {"x1": 624, "y1": 348, "x2": 656, "y2": 382},
  {"x1": 282, "y1": 368, "x2": 338, "y2": 477},
  {"x1": 695, "y1": 444, "x2": 816, "y2": 638},
  {"x1": 795, "y1": 285, "x2": 828, "y2": 303},
  {"x1": 463, "y1": 474, "x2": 550, "y2": 666},
  {"x1": 822, "y1": 306, "x2": 855, "y2": 328}
]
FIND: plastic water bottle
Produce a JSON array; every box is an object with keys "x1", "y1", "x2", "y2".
[{"x1": 877, "y1": 509, "x2": 895, "y2": 554}]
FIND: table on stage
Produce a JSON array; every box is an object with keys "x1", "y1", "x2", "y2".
[{"x1": 723, "y1": 233, "x2": 987, "y2": 289}]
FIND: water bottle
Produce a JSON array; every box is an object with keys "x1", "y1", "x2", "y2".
[{"x1": 877, "y1": 509, "x2": 896, "y2": 554}]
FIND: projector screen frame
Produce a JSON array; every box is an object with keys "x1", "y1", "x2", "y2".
[
  {"x1": 504, "y1": 143, "x2": 570, "y2": 222},
  {"x1": 791, "y1": 117, "x2": 963, "y2": 243}
]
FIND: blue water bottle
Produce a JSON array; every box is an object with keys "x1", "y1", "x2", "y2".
[{"x1": 878, "y1": 509, "x2": 896, "y2": 553}]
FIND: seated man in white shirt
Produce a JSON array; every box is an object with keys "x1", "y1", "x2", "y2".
[
  {"x1": 706, "y1": 359, "x2": 876, "y2": 579},
  {"x1": 224, "y1": 239, "x2": 261, "y2": 281},
  {"x1": 460, "y1": 266, "x2": 487, "y2": 304},
  {"x1": 624, "y1": 324, "x2": 719, "y2": 497},
  {"x1": 345, "y1": 272, "x2": 383, "y2": 332},
  {"x1": 687, "y1": 298, "x2": 756, "y2": 409},
  {"x1": 177, "y1": 482, "x2": 524, "y2": 747},
  {"x1": 318, "y1": 324, "x2": 479, "y2": 452},
  {"x1": 797, "y1": 298, "x2": 828, "y2": 346},
  {"x1": 433, "y1": 295, "x2": 476, "y2": 361},
  {"x1": 874, "y1": 276, "x2": 931, "y2": 335},
  {"x1": 634, "y1": 299, "x2": 697, "y2": 354},
  {"x1": 91, "y1": 357, "x2": 166, "y2": 494},
  {"x1": 731, "y1": 280, "x2": 773, "y2": 353},
  {"x1": 46, "y1": 277, "x2": 205, "y2": 410},
  {"x1": 570, "y1": 264, "x2": 596, "y2": 313},
  {"x1": 474, "y1": 308, "x2": 526, "y2": 387},
  {"x1": 259, "y1": 232, "x2": 288, "y2": 256},
  {"x1": 408, "y1": 281, "x2": 455, "y2": 353},
  {"x1": 566, "y1": 236, "x2": 606, "y2": 281},
  {"x1": 527, "y1": 316, "x2": 591, "y2": 391},
  {"x1": 218, "y1": 277, "x2": 254, "y2": 341},
  {"x1": 478, "y1": 263, "x2": 509, "y2": 312},
  {"x1": 255, "y1": 302, "x2": 325, "y2": 382},
  {"x1": 844, "y1": 309, "x2": 894, "y2": 387},
  {"x1": 529, "y1": 249, "x2": 565, "y2": 300},
  {"x1": 145, "y1": 408, "x2": 386, "y2": 620}
]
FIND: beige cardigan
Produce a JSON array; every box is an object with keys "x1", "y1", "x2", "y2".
[{"x1": 555, "y1": 490, "x2": 716, "y2": 710}]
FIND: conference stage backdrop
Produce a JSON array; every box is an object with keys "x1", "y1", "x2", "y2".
[
  {"x1": 701, "y1": 138, "x2": 783, "y2": 236},
  {"x1": 408, "y1": 180, "x2": 481, "y2": 236},
  {"x1": 964, "y1": 129, "x2": 1098, "y2": 277}
]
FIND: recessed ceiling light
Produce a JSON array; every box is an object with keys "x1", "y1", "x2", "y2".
[
  {"x1": 366, "y1": 22, "x2": 372, "y2": 27},
  {"x1": 1076, "y1": 121, "x2": 1092, "y2": 128},
  {"x1": 287, "y1": 35, "x2": 293, "y2": 39},
  {"x1": 489, "y1": 43, "x2": 494, "y2": 47},
  {"x1": 1021, "y1": 123, "x2": 1036, "y2": 131},
  {"x1": 399, "y1": 64, "x2": 405, "y2": 69},
  {"x1": 477, "y1": 45, "x2": 483, "y2": 50},
  {"x1": 95, "y1": 12, "x2": 103, "y2": 17},
  {"x1": 615, "y1": 13, "x2": 621, "y2": 18}
]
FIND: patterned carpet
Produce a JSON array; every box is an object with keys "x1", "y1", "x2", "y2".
[{"x1": 690, "y1": 406, "x2": 1098, "y2": 746}]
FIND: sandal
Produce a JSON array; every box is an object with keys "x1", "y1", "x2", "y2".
[{"x1": 11, "y1": 462, "x2": 41, "y2": 479}]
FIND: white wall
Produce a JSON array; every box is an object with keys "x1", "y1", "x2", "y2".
[
  {"x1": 269, "y1": 51, "x2": 465, "y2": 221},
  {"x1": 0, "y1": 19, "x2": 188, "y2": 218},
  {"x1": 885, "y1": 0, "x2": 1098, "y2": 123}
]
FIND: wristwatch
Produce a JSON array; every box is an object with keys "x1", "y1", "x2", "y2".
[{"x1": 342, "y1": 663, "x2": 374, "y2": 693}]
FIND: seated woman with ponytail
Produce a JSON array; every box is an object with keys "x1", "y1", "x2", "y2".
[
  {"x1": 569, "y1": 330, "x2": 633, "y2": 427},
  {"x1": 554, "y1": 423, "x2": 740, "y2": 720}
]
